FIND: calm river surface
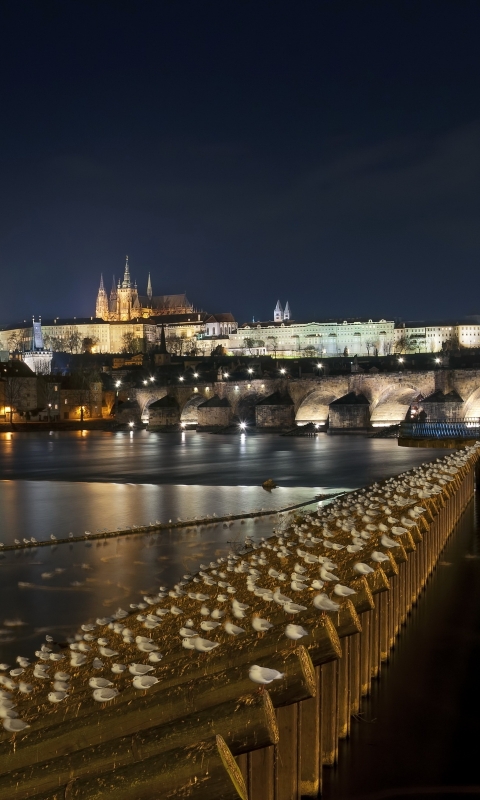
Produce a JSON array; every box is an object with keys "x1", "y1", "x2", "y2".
[{"x1": 0, "y1": 431, "x2": 439, "y2": 665}]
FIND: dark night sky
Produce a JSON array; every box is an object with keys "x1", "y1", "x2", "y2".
[{"x1": 1, "y1": 0, "x2": 480, "y2": 325}]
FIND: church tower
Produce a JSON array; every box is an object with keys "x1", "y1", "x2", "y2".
[
  {"x1": 117, "y1": 256, "x2": 139, "y2": 320},
  {"x1": 95, "y1": 274, "x2": 109, "y2": 320},
  {"x1": 283, "y1": 301, "x2": 291, "y2": 320},
  {"x1": 274, "y1": 300, "x2": 284, "y2": 322},
  {"x1": 109, "y1": 275, "x2": 117, "y2": 315},
  {"x1": 147, "y1": 272, "x2": 153, "y2": 302}
]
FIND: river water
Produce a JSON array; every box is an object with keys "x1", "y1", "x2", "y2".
[{"x1": 0, "y1": 431, "x2": 439, "y2": 666}]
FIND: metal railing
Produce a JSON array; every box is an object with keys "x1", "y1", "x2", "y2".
[{"x1": 400, "y1": 418, "x2": 480, "y2": 439}]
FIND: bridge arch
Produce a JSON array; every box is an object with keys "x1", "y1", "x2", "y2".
[
  {"x1": 461, "y1": 387, "x2": 480, "y2": 418},
  {"x1": 295, "y1": 389, "x2": 343, "y2": 425},
  {"x1": 236, "y1": 392, "x2": 262, "y2": 424},
  {"x1": 370, "y1": 383, "x2": 424, "y2": 426},
  {"x1": 180, "y1": 395, "x2": 208, "y2": 425}
]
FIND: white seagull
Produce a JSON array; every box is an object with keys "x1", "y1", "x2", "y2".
[{"x1": 248, "y1": 665, "x2": 284, "y2": 685}]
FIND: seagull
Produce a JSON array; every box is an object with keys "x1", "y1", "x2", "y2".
[
  {"x1": 380, "y1": 534, "x2": 400, "y2": 548},
  {"x1": 48, "y1": 691, "x2": 67, "y2": 703},
  {"x1": 89, "y1": 677, "x2": 113, "y2": 689},
  {"x1": 193, "y1": 637, "x2": 220, "y2": 652},
  {"x1": 252, "y1": 617, "x2": 273, "y2": 632},
  {"x1": 273, "y1": 588, "x2": 292, "y2": 606},
  {"x1": 334, "y1": 584, "x2": 356, "y2": 597},
  {"x1": 99, "y1": 647, "x2": 118, "y2": 658},
  {"x1": 283, "y1": 601, "x2": 307, "y2": 614},
  {"x1": 93, "y1": 687, "x2": 119, "y2": 702},
  {"x1": 132, "y1": 675, "x2": 159, "y2": 690},
  {"x1": 200, "y1": 620, "x2": 221, "y2": 631},
  {"x1": 353, "y1": 563, "x2": 374, "y2": 575},
  {"x1": 285, "y1": 624, "x2": 308, "y2": 640},
  {"x1": 128, "y1": 663, "x2": 154, "y2": 676},
  {"x1": 320, "y1": 566, "x2": 339, "y2": 582},
  {"x1": 224, "y1": 622, "x2": 245, "y2": 635},
  {"x1": 2, "y1": 718, "x2": 29, "y2": 732},
  {"x1": 111, "y1": 664, "x2": 127, "y2": 673},
  {"x1": 313, "y1": 593, "x2": 340, "y2": 612},
  {"x1": 182, "y1": 638, "x2": 196, "y2": 650},
  {"x1": 248, "y1": 665, "x2": 284, "y2": 685}
]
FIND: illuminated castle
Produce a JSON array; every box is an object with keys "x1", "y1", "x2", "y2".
[{"x1": 95, "y1": 256, "x2": 193, "y2": 321}]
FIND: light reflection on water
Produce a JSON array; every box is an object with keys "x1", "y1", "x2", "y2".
[
  {"x1": 0, "y1": 433, "x2": 442, "y2": 662},
  {"x1": 0, "y1": 484, "x2": 323, "y2": 662}
]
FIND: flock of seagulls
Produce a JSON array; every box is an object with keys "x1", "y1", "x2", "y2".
[{"x1": 0, "y1": 444, "x2": 477, "y2": 735}]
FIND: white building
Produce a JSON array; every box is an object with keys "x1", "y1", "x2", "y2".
[
  {"x1": 395, "y1": 318, "x2": 480, "y2": 353},
  {"x1": 228, "y1": 314, "x2": 395, "y2": 358}
]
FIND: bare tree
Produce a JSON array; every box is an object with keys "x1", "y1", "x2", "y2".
[
  {"x1": 166, "y1": 333, "x2": 187, "y2": 356},
  {"x1": 7, "y1": 332, "x2": 25, "y2": 352},
  {"x1": 83, "y1": 336, "x2": 100, "y2": 354},
  {"x1": 37, "y1": 374, "x2": 59, "y2": 421},
  {"x1": 442, "y1": 333, "x2": 461, "y2": 353},
  {"x1": 267, "y1": 336, "x2": 279, "y2": 358},
  {"x1": 395, "y1": 335, "x2": 408, "y2": 354},
  {"x1": 64, "y1": 327, "x2": 83, "y2": 354},
  {"x1": 122, "y1": 332, "x2": 142, "y2": 354},
  {"x1": 2, "y1": 377, "x2": 24, "y2": 423}
]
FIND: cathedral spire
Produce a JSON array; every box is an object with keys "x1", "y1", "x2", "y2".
[
  {"x1": 122, "y1": 255, "x2": 131, "y2": 288},
  {"x1": 96, "y1": 273, "x2": 109, "y2": 319},
  {"x1": 147, "y1": 272, "x2": 152, "y2": 300}
]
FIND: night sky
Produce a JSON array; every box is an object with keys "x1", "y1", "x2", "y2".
[{"x1": 1, "y1": 0, "x2": 479, "y2": 325}]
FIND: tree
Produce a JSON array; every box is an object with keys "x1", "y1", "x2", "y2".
[
  {"x1": 44, "y1": 334, "x2": 66, "y2": 351},
  {"x1": 37, "y1": 374, "x2": 59, "y2": 420},
  {"x1": 122, "y1": 332, "x2": 141, "y2": 354},
  {"x1": 442, "y1": 333, "x2": 461, "y2": 353},
  {"x1": 83, "y1": 336, "x2": 99, "y2": 354},
  {"x1": 166, "y1": 333, "x2": 187, "y2": 356},
  {"x1": 303, "y1": 346, "x2": 316, "y2": 358},
  {"x1": 64, "y1": 327, "x2": 82, "y2": 354},
  {"x1": 395, "y1": 335, "x2": 408, "y2": 354},
  {"x1": 2, "y1": 377, "x2": 24, "y2": 423},
  {"x1": 243, "y1": 337, "x2": 255, "y2": 355},
  {"x1": 68, "y1": 368, "x2": 102, "y2": 422},
  {"x1": 267, "y1": 336, "x2": 279, "y2": 358},
  {"x1": 7, "y1": 332, "x2": 25, "y2": 352}
]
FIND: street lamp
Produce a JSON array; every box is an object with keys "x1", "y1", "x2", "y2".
[
  {"x1": 128, "y1": 421, "x2": 134, "y2": 428},
  {"x1": 179, "y1": 376, "x2": 184, "y2": 382},
  {"x1": 193, "y1": 372, "x2": 199, "y2": 378},
  {"x1": 114, "y1": 381, "x2": 121, "y2": 417},
  {"x1": 239, "y1": 422, "x2": 246, "y2": 430},
  {"x1": 280, "y1": 368, "x2": 286, "y2": 375},
  {"x1": 398, "y1": 357, "x2": 404, "y2": 364},
  {"x1": 247, "y1": 368, "x2": 254, "y2": 375},
  {"x1": 149, "y1": 376, "x2": 155, "y2": 382},
  {"x1": 224, "y1": 372, "x2": 229, "y2": 378}
]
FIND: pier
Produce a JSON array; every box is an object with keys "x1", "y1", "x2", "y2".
[{"x1": 0, "y1": 445, "x2": 477, "y2": 799}]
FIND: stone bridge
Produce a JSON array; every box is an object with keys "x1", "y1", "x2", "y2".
[{"x1": 134, "y1": 369, "x2": 480, "y2": 427}]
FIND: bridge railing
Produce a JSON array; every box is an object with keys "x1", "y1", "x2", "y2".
[{"x1": 401, "y1": 418, "x2": 480, "y2": 439}]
